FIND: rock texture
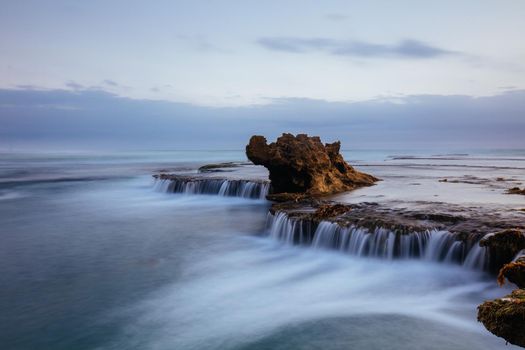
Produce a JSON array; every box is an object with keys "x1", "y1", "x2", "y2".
[
  {"x1": 246, "y1": 134, "x2": 378, "y2": 198},
  {"x1": 478, "y1": 289, "x2": 525, "y2": 348},
  {"x1": 479, "y1": 249, "x2": 525, "y2": 347},
  {"x1": 498, "y1": 255, "x2": 525, "y2": 288},
  {"x1": 507, "y1": 187, "x2": 525, "y2": 195},
  {"x1": 480, "y1": 229, "x2": 525, "y2": 272}
]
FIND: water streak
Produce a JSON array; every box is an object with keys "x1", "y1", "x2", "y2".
[
  {"x1": 154, "y1": 178, "x2": 270, "y2": 200},
  {"x1": 267, "y1": 212, "x2": 489, "y2": 269}
]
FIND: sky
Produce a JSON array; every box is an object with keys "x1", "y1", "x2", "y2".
[{"x1": 1, "y1": 0, "x2": 524, "y2": 150}]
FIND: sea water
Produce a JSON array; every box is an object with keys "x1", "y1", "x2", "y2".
[{"x1": 0, "y1": 150, "x2": 523, "y2": 350}]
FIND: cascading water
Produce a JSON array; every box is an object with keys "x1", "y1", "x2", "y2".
[
  {"x1": 267, "y1": 211, "x2": 490, "y2": 270},
  {"x1": 154, "y1": 178, "x2": 270, "y2": 200}
]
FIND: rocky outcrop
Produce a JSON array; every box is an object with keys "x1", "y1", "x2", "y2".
[
  {"x1": 478, "y1": 289, "x2": 525, "y2": 348},
  {"x1": 246, "y1": 133, "x2": 378, "y2": 199},
  {"x1": 480, "y1": 229, "x2": 525, "y2": 272},
  {"x1": 498, "y1": 254, "x2": 525, "y2": 288},
  {"x1": 479, "y1": 249, "x2": 525, "y2": 347}
]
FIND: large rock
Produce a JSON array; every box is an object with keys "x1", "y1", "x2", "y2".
[
  {"x1": 479, "y1": 229, "x2": 525, "y2": 272},
  {"x1": 478, "y1": 289, "x2": 525, "y2": 348},
  {"x1": 246, "y1": 133, "x2": 378, "y2": 198},
  {"x1": 479, "y1": 250, "x2": 525, "y2": 347}
]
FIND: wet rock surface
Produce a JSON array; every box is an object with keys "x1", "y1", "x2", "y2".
[
  {"x1": 154, "y1": 173, "x2": 268, "y2": 185},
  {"x1": 198, "y1": 162, "x2": 241, "y2": 173},
  {"x1": 270, "y1": 199, "x2": 525, "y2": 271},
  {"x1": 507, "y1": 187, "x2": 525, "y2": 195},
  {"x1": 271, "y1": 199, "x2": 524, "y2": 238},
  {"x1": 478, "y1": 289, "x2": 525, "y2": 348},
  {"x1": 246, "y1": 133, "x2": 378, "y2": 197},
  {"x1": 498, "y1": 255, "x2": 525, "y2": 289},
  {"x1": 480, "y1": 229, "x2": 525, "y2": 272}
]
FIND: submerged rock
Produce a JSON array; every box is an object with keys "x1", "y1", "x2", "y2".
[
  {"x1": 478, "y1": 289, "x2": 525, "y2": 348},
  {"x1": 198, "y1": 162, "x2": 240, "y2": 173},
  {"x1": 246, "y1": 133, "x2": 378, "y2": 198},
  {"x1": 507, "y1": 187, "x2": 525, "y2": 195}
]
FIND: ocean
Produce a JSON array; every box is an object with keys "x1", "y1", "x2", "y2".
[{"x1": 0, "y1": 149, "x2": 523, "y2": 350}]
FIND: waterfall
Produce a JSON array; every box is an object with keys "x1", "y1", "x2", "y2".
[
  {"x1": 266, "y1": 211, "x2": 490, "y2": 270},
  {"x1": 154, "y1": 178, "x2": 270, "y2": 200},
  {"x1": 462, "y1": 244, "x2": 488, "y2": 270}
]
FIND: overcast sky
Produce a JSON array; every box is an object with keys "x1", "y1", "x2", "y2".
[{"x1": 1, "y1": 1, "x2": 524, "y2": 150}]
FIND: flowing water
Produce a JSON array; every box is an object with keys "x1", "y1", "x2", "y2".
[
  {"x1": 266, "y1": 212, "x2": 488, "y2": 268},
  {"x1": 0, "y1": 150, "x2": 524, "y2": 350}
]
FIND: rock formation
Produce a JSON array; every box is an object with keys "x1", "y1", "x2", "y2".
[
  {"x1": 246, "y1": 133, "x2": 378, "y2": 199},
  {"x1": 478, "y1": 289, "x2": 525, "y2": 348},
  {"x1": 498, "y1": 254, "x2": 525, "y2": 288},
  {"x1": 479, "y1": 229, "x2": 525, "y2": 272},
  {"x1": 478, "y1": 245, "x2": 525, "y2": 348}
]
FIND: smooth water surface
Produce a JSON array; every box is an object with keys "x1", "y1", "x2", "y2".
[{"x1": 0, "y1": 150, "x2": 522, "y2": 350}]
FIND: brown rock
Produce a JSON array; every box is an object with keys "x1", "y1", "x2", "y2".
[
  {"x1": 478, "y1": 289, "x2": 525, "y2": 348},
  {"x1": 498, "y1": 256, "x2": 525, "y2": 289},
  {"x1": 479, "y1": 229, "x2": 525, "y2": 272},
  {"x1": 266, "y1": 193, "x2": 308, "y2": 203},
  {"x1": 246, "y1": 133, "x2": 378, "y2": 197},
  {"x1": 312, "y1": 203, "x2": 353, "y2": 220}
]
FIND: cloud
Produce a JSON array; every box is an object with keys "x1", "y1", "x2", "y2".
[
  {"x1": 65, "y1": 81, "x2": 85, "y2": 90},
  {"x1": 103, "y1": 79, "x2": 118, "y2": 87},
  {"x1": 0, "y1": 87, "x2": 523, "y2": 150},
  {"x1": 257, "y1": 37, "x2": 456, "y2": 59}
]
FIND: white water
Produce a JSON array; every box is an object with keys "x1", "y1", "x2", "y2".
[
  {"x1": 154, "y1": 178, "x2": 270, "y2": 200},
  {"x1": 103, "y1": 238, "x2": 510, "y2": 350},
  {"x1": 267, "y1": 212, "x2": 489, "y2": 269}
]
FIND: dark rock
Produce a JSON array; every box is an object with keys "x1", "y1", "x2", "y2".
[
  {"x1": 507, "y1": 187, "x2": 525, "y2": 195},
  {"x1": 408, "y1": 212, "x2": 466, "y2": 224},
  {"x1": 266, "y1": 193, "x2": 308, "y2": 203},
  {"x1": 271, "y1": 199, "x2": 524, "y2": 240},
  {"x1": 480, "y1": 229, "x2": 525, "y2": 272},
  {"x1": 312, "y1": 203, "x2": 353, "y2": 220},
  {"x1": 246, "y1": 133, "x2": 378, "y2": 197},
  {"x1": 478, "y1": 289, "x2": 525, "y2": 348},
  {"x1": 498, "y1": 255, "x2": 525, "y2": 289},
  {"x1": 198, "y1": 162, "x2": 240, "y2": 173}
]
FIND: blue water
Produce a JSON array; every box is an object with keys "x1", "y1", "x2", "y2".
[{"x1": 0, "y1": 150, "x2": 522, "y2": 350}]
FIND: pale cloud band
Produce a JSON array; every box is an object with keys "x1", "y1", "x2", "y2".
[
  {"x1": 257, "y1": 37, "x2": 456, "y2": 59},
  {"x1": 0, "y1": 87, "x2": 523, "y2": 150}
]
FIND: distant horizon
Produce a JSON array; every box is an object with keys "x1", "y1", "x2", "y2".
[
  {"x1": 1, "y1": 87, "x2": 524, "y2": 151},
  {"x1": 1, "y1": 1, "x2": 524, "y2": 151}
]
